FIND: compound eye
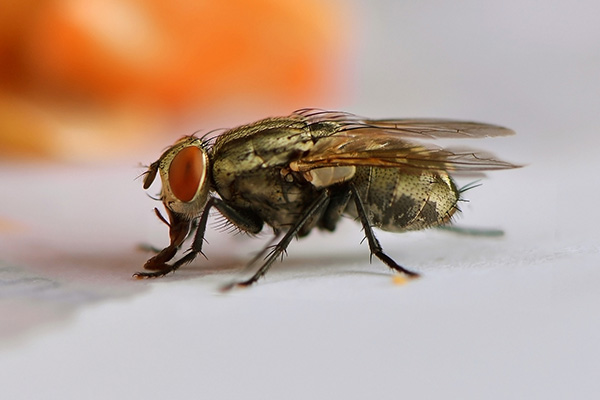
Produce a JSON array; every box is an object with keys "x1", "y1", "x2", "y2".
[{"x1": 168, "y1": 146, "x2": 206, "y2": 202}]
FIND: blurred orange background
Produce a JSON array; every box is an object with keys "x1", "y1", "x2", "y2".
[{"x1": 0, "y1": 0, "x2": 350, "y2": 161}]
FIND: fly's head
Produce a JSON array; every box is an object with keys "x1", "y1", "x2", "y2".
[{"x1": 144, "y1": 136, "x2": 211, "y2": 225}]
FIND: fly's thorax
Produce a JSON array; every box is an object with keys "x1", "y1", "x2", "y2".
[
  {"x1": 146, "y1": 136, "x2": 211, "y2": 219},
  {"x1": 222, "y1": 166, "x2": 319, "y2": 230},
  {"x1": 347, "y1": 167, "x2": 460, "y2": 232},
  {"x1": 211, "y1": 118, "x2": 315, "y2": 200}
]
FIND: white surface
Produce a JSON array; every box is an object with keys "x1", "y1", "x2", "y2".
[{"x1": 2, "y1": 0, "x2": 600, "y2": 399}]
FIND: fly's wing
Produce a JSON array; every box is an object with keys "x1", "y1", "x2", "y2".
[
  {"x1": 294, "y1": 108, "x2": 515, "y2": 139},
  {"x1": 291, "y1": 109, "x2": 520, "y2": 173}
]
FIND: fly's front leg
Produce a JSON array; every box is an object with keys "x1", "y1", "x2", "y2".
[
  {"x1": 134, "y1": 198, "x2": 216, "y2": 278},
  {"x1": 220, "y1": 190, "x2": 331, "y2": 291},
  {"x1": 134, "y1": 198, "x2": 264, "y2": 279},
  {"x1": 350, "y1": 183, "x2": 420, "y2": 278},
  {"x1": 213, "y1": 199, "x2": 264, "y2": 235}
]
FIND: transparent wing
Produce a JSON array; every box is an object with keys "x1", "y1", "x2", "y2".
[
  {"x1": 294, "y1": 108, "x2": 515, "y2": 139},
  {"x1": 291, "y1": 109, "x2": 520, "y2": 173}
]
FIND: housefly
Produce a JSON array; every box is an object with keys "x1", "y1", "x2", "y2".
[{"x1": 134, "y1": 109, "x2": 519, "y2": 289}]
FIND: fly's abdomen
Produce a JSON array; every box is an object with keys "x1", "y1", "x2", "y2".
[{"x1": 347, "y1": 167, "x2": 460, "y2": 232}]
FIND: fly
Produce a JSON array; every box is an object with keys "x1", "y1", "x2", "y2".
[{"x1": 134, "y1": 109, "x2": 520, "y2": 289}]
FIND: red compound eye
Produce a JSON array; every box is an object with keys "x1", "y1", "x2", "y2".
[{"x1": 168, "y1": 146, "x2": 205, "y2": 202}]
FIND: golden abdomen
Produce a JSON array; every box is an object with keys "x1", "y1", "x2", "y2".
[{"x1": 346, "y1": 167, "x2": 460, "y2": 232}]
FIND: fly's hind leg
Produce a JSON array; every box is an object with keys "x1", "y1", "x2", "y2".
[
  {"x1": 350, "y1": 183, "x2": 420, "y2": 278},
  {"x1": 220, "y1": 190, "x2": 331, "y2": 291}
]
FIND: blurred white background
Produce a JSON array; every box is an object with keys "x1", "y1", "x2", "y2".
[{"x1": 1, "y1": 0, "x2": 599, "y2": 399}]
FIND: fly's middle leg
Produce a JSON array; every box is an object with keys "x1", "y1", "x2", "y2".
[{"x1": 220, "y1": 190, "x2": 331, "y2": 291}]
